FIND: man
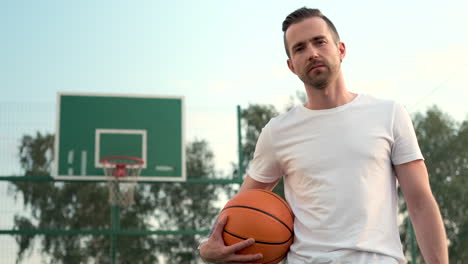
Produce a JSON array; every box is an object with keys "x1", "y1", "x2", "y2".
[{"x1": 199, "y1": 7, "x2": 448, "y2": 263}]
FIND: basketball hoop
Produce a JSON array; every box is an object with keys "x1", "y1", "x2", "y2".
[{"x1": 101, "y1": 156, "x2": 144, "y2": 207}]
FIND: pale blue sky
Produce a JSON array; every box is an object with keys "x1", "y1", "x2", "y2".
[{"x1": 2, "y1": 0, "x2": 468, "y2": 173}]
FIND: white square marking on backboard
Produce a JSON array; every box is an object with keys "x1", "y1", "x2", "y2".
[{"x1": 94, "y1": 129, "x2": 147, "y2": 169}]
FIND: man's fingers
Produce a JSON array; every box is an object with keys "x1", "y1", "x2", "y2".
[
  {"x1": 225, "y1": 238, "x2": 257, "y2": 254},
  {"x1": 212, "y1": 215, "x2": 228, "y2": 239},
  {"x1": 226, "y1": 251, "x2": 263, "y2": 263},
  {"x1": 210, "y1": 220, "x2": 263, "y2": 263}
]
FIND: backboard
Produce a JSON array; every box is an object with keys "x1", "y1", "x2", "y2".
[{"x1": 53, "y1": 93, "x2": 185, "y2": 181}]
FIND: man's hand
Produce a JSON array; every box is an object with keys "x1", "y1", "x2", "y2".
[{"x1": 199, "y1": 215, "x2": 263, "y2": 263}]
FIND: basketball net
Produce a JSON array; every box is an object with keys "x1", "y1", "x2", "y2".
[{"x1": 101, "y1": 156, "x2": 143, "y2": 208}]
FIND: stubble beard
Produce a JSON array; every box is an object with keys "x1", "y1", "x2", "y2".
[
  {"x1": 306, "y1": 73, "x2": 329, "y2": 90},
  {"x1": 300, "y1": 67, "x2": 331, "y2": 90},
  {"x1": 300, "y1": 57, "x2": 341, "y2": 90}
]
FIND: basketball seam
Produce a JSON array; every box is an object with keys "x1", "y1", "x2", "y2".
[
  {"x1": 223, "y1": 230, "x2": 293, "y2": 245},
  {"x1": 246, "y1": 190, "x2": 294, "y2": 218},
  {"x1": 263, "y1": 191, "x2": 294, "y2": 216},
  {"x1": 222, "y1": 205, "x2": 294, "y2": 234}
]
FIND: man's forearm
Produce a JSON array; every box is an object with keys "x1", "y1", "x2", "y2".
[{"x1": 409, "y1": 196, "x2": 448, "y2": 264}]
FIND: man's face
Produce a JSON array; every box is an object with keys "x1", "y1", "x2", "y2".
[{"x1": 285, "y1": 17, "x2": 345, "y2": 89}]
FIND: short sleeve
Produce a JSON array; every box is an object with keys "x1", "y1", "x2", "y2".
[
  {"x1": 247, "y1": 122, "x2": 283, "y2": 183},
  {"x1": 391, "y1": 103, "x2": 424, "y2": 165}
]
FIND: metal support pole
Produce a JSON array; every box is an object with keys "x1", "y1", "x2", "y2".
[
  {"x1": 237, "y1": 105, "x2": 244, "y2": 179},
  {"x1": 407, "y1": 218, "x2": 417, "y2": 263},
  {"x1": 111, "y1": 205, "x2": 120, "y2": 264}
]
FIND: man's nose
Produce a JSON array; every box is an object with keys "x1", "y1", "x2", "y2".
[{"x1": 306, "y1": 44, "x2": 319, "y2": 60}]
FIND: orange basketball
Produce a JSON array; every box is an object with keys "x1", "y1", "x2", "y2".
[{"x1": 219, "y1": 189, "x2": 294, "y2": 264}]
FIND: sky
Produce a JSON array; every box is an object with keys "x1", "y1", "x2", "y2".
[
  {"x1": 1, "y1": 0, "x2": 468, "y2": 262},
  {"x1": 2, "y1": 0, "x2": 468, "y2": 175}
]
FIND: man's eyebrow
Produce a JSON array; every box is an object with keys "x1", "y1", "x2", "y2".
[{"x1": 312, "y1": 35, "x2": 326, "y2": 41}]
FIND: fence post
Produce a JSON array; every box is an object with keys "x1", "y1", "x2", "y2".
[
  {"x1": 111, "y1": 205, "x2": 120, "y2": 264},
  {"x1": 237, "y1": 105, "x2": 244, "y2": 179},
  {"x1": 407, "y1": 217, "x2": 417, "y2": 263}
]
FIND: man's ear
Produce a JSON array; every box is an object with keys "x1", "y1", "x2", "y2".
[
  {"x1": 287, "y1": 59, "x2": 297, "y2": 74},
  {"x1": 338, "y1": 42, "x2": 346, "y2": 62}
]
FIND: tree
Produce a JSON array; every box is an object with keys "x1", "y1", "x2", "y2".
[
  {"x1": 10, "y1": 133, "x2": 224, "y2": 263},
  {"x1": 240, "y1": 104, "x2": 279, "y2": 171},
  {"x1": 11, "y1": 132, "x2": 159, "y2": 263}
]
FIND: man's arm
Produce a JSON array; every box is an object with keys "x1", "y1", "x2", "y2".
[
  {"x1": 239, "y1": 174, "x2": 280, "y2": 193},
  {"x1": 199, "y1": 175, "x2": 280, "y2": 263},
  {"x1": 395, "y1": 160, "x2": 448, "y2": 264}
]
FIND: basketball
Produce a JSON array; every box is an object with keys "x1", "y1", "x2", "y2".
[{"x1": 219, "y1": 189, "x2": 294, "y2": 264}]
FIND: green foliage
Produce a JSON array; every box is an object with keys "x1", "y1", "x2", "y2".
[
  {"x1": 10, "y1": 133, "x2": 223, "y2": 263},
  {"x1": 240, "y1": 104, "x2": 279, "y2": 171},
  {"x1": 11, "y1": 132, "x2": 158, "y2": 263}
]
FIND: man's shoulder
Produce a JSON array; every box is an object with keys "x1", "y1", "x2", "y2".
[
  {"x1": 267, "y1": 105, "x2": 302, "y2": 127},
  {"x1": 355, "y1": 94, "x2": 402, "y2": 113},
  {"x1": 357, "y1": 93, "x2": 397, "y2": 106}
]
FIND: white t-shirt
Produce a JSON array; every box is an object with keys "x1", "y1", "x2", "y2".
[{"x1": 248, "y1": 94, "x2": 423, "y2": 264}]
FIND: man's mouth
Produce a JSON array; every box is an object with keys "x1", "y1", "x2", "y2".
[{"x1": 308, "y1": 64, "x2": 326, "y2": 72}]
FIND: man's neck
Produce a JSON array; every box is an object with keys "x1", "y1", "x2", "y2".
[{"x1": 303, "y1": 75, "x2": 356, "y2": 110}]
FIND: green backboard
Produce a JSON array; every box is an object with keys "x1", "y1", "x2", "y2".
[{"x1": 54, "y1": 93, "x2": 185, "y2": 181}]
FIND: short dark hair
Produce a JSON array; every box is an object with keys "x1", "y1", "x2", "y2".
[{"x1": 282, "y1": 7, "x2": 340, "y2": 58}]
